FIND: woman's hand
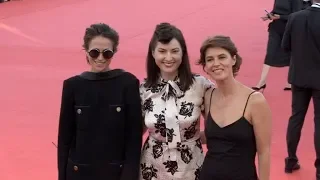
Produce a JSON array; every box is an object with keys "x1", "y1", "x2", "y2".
[{"x1": 261, "y1": 14, "x2": 280, "y2": 21}]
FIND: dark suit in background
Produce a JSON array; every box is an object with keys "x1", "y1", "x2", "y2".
[
  {"x1": 282, "y1": 4, "x2": 320, "y2": 178},
  {"x1": 302, "y1": 0, "x2": 313, "y2": 9},
  {"x1": 57, "y1": 69, "x2": 143, "y2": 180}
]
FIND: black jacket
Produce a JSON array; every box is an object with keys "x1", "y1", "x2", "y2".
[
  {"x1": 57, "y1": 69, "x2": 143, "y2": 180},
  {"x1": 282, "y1": 7, "x2": 320, "y2": 90}
]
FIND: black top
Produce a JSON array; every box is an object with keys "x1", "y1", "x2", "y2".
[
  {"x1": 200, "y1": 90, "x2": 257, "y2": 180},
  {"x1": 271, "y1": 0, "x2": 302, "y2": 20},
  {"x1": 57, "y1": 69, "x2": 143, "y2": 180},
  {"x1": 282, "y1": 7, "x2": 320, "y2": 90}
]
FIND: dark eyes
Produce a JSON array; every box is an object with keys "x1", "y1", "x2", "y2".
[
  {"x1": 206, "y1": 56, "x2": 226, "y2": 61},
  {"x1": 158, "y1": 49, "x2": 180, "y2": 53}
]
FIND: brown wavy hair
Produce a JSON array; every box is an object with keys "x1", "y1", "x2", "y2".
[{"x1": 197, "y1": 35, "x2": 242, "y2": 77}]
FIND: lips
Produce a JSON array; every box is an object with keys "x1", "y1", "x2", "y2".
[
  {"x1": 163, "y1": 62, "x2": 174, "y2": 67},
  {"x1": 94, "y1": 62, "x2": 106, "y2": 68},
  {"x1": 213, "y1": 69, "x2": 223, "y2": 72},
  {"x1": 95, "y1": 61, "x2": 106, "y2": 65}
]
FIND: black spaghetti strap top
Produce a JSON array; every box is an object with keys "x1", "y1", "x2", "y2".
[{"x1": 200, "y1": 89, "x2": 258, "y2": 180}]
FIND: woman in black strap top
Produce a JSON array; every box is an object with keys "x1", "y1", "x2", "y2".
[{"x1": 197, "y1": 36, "x2": 272, "y2": 180}]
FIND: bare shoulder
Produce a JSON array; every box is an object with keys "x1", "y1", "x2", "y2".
[
  {"x1": 247, "y1": 91, "x2": 271, "y2": 123},
  {"x1": 203, "y1": 87, "x2": 215, "y2": 117},
  {"x1": 250, "y1": 91, "x2": 267, "y2": 105},
  {"x1": 241, "y1": 85, "x2": 267, "y2": 105},
  {"x1": 205, "y1": 87, "x2": 215, "y2": 99},
  {"x1": 204, "y1": 87, "x2": 215, "y2": 107}
]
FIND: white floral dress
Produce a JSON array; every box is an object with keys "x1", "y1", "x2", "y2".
[{"x1": 139, "y1": 75, "x2": 213, "y2": 180}]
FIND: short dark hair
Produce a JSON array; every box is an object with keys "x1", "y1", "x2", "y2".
[
  {"x1": 82, "y1": 23, "x2": 119, "y2": 52},
  {"x1": 145, "y1": 22, "x2": 194, "y2": 91},
  {"x1": 197, "y1": 35, "x2": 242, "y2": 77}
]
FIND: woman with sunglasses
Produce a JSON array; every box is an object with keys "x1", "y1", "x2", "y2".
[
  {"x1": 139, "y1": 22, "x2": 213, "y2": 180},
  {"x1": 57, "y1": 23, "x2": 143, "y2": 180}
]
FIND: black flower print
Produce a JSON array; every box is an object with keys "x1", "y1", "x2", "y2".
[
  {"x1": 200, "y1": 97, "x2": 205, "y2": 113},
  {"x1": 143, "y1": 98, "x2": 154, "y2": 113},
  {"x1": 177, "y1": 142, "x2": 193, "y2": 164},
  {"x1": 194, "y1": 166, "x2": 202, "y2": 180},
  {"x1": 152, "y1": 140, "x2": 163, "y2": 159},
  {"x1": 156, "y1": 77, "x2": 185, "y2": 101},
  {"x1": 154, "y1": 113, "x2": 166, "y2": 137},
  {"x1": 195, "y1": 138, "x2": 203, "y2": 152},
  {"x1": 179, "y1": 101, "x2": 195, "y2": 118},
  {"x1": 143, "y1": 137, "x2": 150, "y2": 150},
  {"x1": 163, "y1": 160, "x2": 178, "y2": 175},
  {"x1": 184, "y1": 121, "x2": 198, "y2": 140},
  {"x1": 162, "y1": 85, "x2": 183, "y2": 101},
  {"x1": 161, "y1": 92, "x2": 167, "y2": 101},
  {"x1": 139, "y1": 75, "x2": 211, "y2": 180},
  {"x1": 146, "y1": 83, "x2": 166, "y2": 94},
  {"x1": 154, "y1": 111, "x2": 177, "y2": 141},
  {"x1": 141, "y1": 163, "x2": 158, "y2": 180},
  {"x1": 166, "y1": 128, "x2": 176, "y2": 142},
  {"x1": 176, "y1": 79, "x2": 191, "y2": 93}
]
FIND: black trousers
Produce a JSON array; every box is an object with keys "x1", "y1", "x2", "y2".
[{"x1": 286, "y1": 85, "x2": 320, "y2": 170}]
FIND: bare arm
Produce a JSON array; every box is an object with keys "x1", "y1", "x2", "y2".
[{"x1": 250, "y1": 93, "x2": 272, "y2": 180}]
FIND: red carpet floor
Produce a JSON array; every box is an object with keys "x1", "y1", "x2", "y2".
[{"x1": 0, "y1": 0, "x2": 316, "y2": 179}]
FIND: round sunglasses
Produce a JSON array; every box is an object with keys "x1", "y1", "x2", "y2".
[{"x1": 88, "y1": 48, "x2": 114, "y2": 59}]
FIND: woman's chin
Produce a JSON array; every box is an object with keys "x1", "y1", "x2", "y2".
[{"x1": 91, "y1": 66, "x2": 108, "y2": 72}]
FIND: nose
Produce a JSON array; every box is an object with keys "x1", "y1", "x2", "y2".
[
  {"x1": 96, "y1": 53, "x2": 105, "y2": 61},
  {"x1": 164, "y1": 52, "x2": 173, "y2": 61},
  {"x1": 212, "y1": 59, "x2": 220, "y2": 66}
]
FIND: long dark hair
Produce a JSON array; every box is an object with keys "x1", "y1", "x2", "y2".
[{"x1": 144, "y1": 22, "x2": 194, "y2": 91}]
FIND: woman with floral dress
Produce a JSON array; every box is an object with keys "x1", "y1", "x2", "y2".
[{"x1": 139, "y1": 22, "x2": 213, "y2": 180}]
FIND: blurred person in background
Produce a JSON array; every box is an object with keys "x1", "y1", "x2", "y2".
[
  {"x1": 252, "y1": 0, "x2": 302, "y2": 92},
  {"x1": 282, "y1": 1, "x2": 320, "y2": 178}
]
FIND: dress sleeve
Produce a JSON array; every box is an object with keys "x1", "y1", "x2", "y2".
[
  {"x1": 203, "y1": 76, "x2": 214, "y2": 91},
  {"x1": 139, "y1": 81, "x2": 146, "y2": 117},
  {"x1": 198, "y1": 76, "x2": 214, "y2": 113},
  {"x1": 57, "y1": 80, "x2": 76, "y2": 180},
  {"x1": 120, "y1": 78, "x2": 143, "y2": 180}
]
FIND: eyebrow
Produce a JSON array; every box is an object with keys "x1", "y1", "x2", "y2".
[
  {"x1": 206, "y1": 53, "x2": 226, "y2": 58},
  {"x1": 158, "y1": 47, "x2": 180, "y2": 50}
]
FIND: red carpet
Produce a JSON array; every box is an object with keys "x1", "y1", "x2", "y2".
[{"x1": 0, "y1": 0, "x2": 316, "y2": 179}]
